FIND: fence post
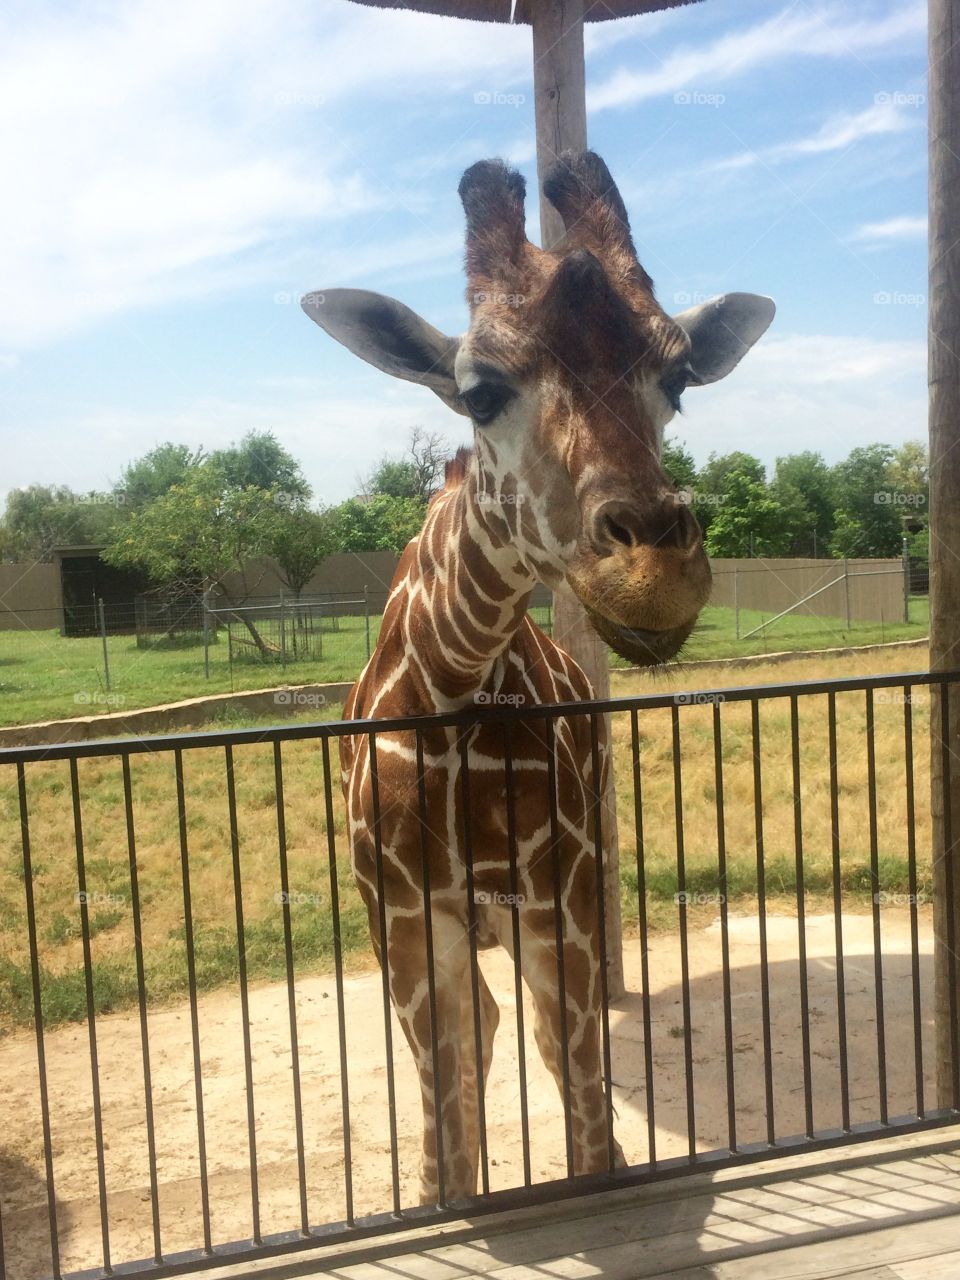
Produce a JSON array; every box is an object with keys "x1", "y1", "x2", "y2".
[
  {"x1": 280, "y1": 590, "x2": 286, "y2": 673},
  {"x1": 902, "y1": 535, "x2": 910, "y2": 624},
  {"x1": 843, "y1": 558, "x2": 851, "y2": 628},
  {"x1": 97, "y1": 597, "x2": 111, "y2": 692},
  {"x1": 364, "y1": 585, "x2": 371, "y2": 661},
  {"x1": 202, "y1": 589, "x2": 211, "y2": 680},
  {"x1": 734, "y1": 568, "x2": 740, "y2": 640}
]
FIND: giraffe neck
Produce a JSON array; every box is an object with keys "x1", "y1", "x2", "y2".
[{"x1": 397, "y1": 469, "x2": 538, "y2": 706}]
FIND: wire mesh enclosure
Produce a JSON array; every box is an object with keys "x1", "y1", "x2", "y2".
[
  {"x1": 1, "y1": 671, "x2": 959, "y2": 1280},
  {"x1": 134, "y1": 588, "x2": 208, "y2": 651},
  {"x1": 220, "y1": 601, "x2": 328, "y2": 666}
]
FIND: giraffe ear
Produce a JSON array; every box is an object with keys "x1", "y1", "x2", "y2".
[
  {"x1": 302, "y1": 288, "x2": 466, "y2": 415},
  {"x1": 673, "y1": 293, "x2": 775, "y2": 385}
]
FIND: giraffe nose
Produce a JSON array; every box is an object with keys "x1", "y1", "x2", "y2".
[{"x1": 592, "y1": 494, "x2": 702, "y2": 554}]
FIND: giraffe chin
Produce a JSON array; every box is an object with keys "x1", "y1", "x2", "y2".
[{"x1": 583, "y1": 608, "x2": 696, "y2": 668}]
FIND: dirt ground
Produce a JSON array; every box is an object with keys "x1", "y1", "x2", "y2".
[{"x1": 0, "y1": 909, "x2": 935, "y2": 1279}]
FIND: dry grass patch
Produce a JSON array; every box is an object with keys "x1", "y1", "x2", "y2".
[{"x1": 0, "y1": 647, "x2": 931, "y2": 1030}]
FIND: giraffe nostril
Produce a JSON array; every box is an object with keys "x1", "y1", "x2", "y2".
[{"x1": 602, "y1": 514, "x2": 635, "y2": 548}]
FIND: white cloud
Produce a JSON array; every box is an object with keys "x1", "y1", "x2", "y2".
[
  {"x1": 678, "y1": 334, "x2": 926, "y2": 468},
  {"x1": 0, "y1": 0, "x2": 532, "y2": 351},
  {"x1": 703, "y1": 99, "x2": 920, "y2": 178},
  {"x1": 588, "y1": 3, "x2": 926, "y2": 112},
  {"x1": 849, "y1": 215, "x2": 928, "y2": 245}
]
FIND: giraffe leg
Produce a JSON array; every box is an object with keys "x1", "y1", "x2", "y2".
[
  {"x1": 457, "y1": 968, "x2": 499, "y2": 1191},
  {"x1": 385, "y1": 911, "x2": 497, "y2": 1204},
  {"x1": 516, "y1": 926, "x2": 626, "y2": 1176}
]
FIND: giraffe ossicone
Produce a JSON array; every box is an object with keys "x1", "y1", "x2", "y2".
[{"x1": 303, "y1": 151, "x2": 774, "y2": 1204}]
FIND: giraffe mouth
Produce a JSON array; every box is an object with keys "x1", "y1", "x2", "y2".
[{"x1": 584, "y1": 608, "x2": 695, "y2": 668}]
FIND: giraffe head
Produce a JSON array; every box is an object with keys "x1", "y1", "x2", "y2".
[{"x1": 304, "y1": 152, "x2": 774, "y2": 666}]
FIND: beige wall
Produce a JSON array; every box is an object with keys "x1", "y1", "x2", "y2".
[
  {"x1": 0, "y1": 553, "x2": 905, "y2": 631},
  {"x1": 0, "y1": 561, "x2": 62, "y2": 630},
  {"x1": 709, "y1": 558, "x2": 907, "y2": 624}
]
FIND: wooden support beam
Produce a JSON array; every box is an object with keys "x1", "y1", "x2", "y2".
[
  {"x1": 928, "y1": 0, "x2": 960, "y2": 1108},
  {"x1": 532, "y1": 0, "x2": 625, "y2": 1001}
]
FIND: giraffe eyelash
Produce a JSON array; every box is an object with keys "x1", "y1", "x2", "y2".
[{"x1": 459, "y1": 382, "x2": 516, "y2": 425}]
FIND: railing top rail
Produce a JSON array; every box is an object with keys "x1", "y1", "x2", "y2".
[{"x1": 0, "y1": 668, "x2": 954, "y2": 766}]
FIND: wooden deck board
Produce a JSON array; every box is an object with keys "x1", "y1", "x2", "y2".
[{"x1": 203, "y1": 1132, "x2": 960, "y2": 1280}]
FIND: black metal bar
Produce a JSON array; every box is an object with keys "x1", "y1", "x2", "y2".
[
  {"x1": 940, "y1": 687, "x2": 960, "y2": 1109},
  {"x1": 545, "y1": 717, "x2": 575, "y2": 1177},
  {"x1": 174, "y1": 749, "x2": 212, "y2": 1252},
  {"x1": 69, "y1": 758, "x2": 112, "y2": 1273},
  {"x1": 274, "y1": 743, "x2": 311, "y2": 1232},
  {"x1": 789, "y1": 697, "x2": 814, "y2": 1139},
  {"x1": 121, "y1": 755, "x2": 163, "y2": 1263},
  {"x1": 367, "y1": 731, "x2": 402, "y2": 1214},
  {"x1": 319, "y1": 737, "x2": 353, "y2": 1225},
  {"x1": 670, "y1": 705, "x2": 696, "y2": 1161},
  {"x1": 5, "y1": 671, "x2": 960, "y2": 766},
  {"x1": 828, "y1": 692, "x2": 851, "y2": 1132},
  {"x1": 589, "y1": 712, "x2": 617, "y2": 1173},
  {"x1": 629, "y1": 711, "x2": 657, "y2": 1168},
  {"x1": 864, "y1": 690, "x2": 888, "y2": 1124},
  {"x1": 7, "y1": 668, "x2": 959, "y2": 1280},
  {"x1": 902, "y1": 689, "x2": 924, "y2": 1119},
  {"x1": 17, "y1": 761, "x2": 61, "y2": 1279},
  {"x1": 224, "y1": 746, "x2": 261, "y2": 1243},
  {"x1": 415, "y1": 729, "x2": 446, "y2": 1207},
  {"x1": 502, "y1": 723, "x2": 531, "y2": 1186},
  {"x1": 750, "y1": 701, "x2": 775, "y2": 1147},
  {"x1": 712, "y1": 703, "x2": 737, "y2": 1153},
  {"x1": 458, "y1": 732, "x2": 490, "y2": 1196}
]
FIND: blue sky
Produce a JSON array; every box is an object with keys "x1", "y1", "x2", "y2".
[{"x1": 0, "y1": 0, "x2": 928, "y2": 506}]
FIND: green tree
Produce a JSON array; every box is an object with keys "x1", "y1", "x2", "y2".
[
  {"x1": 769, "y1": 452, "x2": 836, "y2": 556},
  {"x1": 117, "y1": 443, "x2": 203, "y2": 508},
  {"x1": 369, "y1": 459, "x2": 420, "y2": 499},
  {"x1": 103, "y1": 464, "x2": 281, "y2": 652},
  {"x1": 366, "y1": 427, "x2": 448, "y2": 501},
  {"x1": 702, "y1": 465, "x2": 787, "y2": 558},
  {"x1": 210, "y1": 430, "x2": 311, "y2": 502},
  {"x1": 696, "y1": 453, "x2": 773, "y2": 547},
  {"x1": 0, "y1": 484, "x2": 122, "y2": 560},
  {"x1": 829, "y1": 445, "x2": 904, "y2": 557},
  {"x1": 270, "y1": 505, "x2": 336, "y2": 598},
  {"x1": 331, "y1": 494, "x2": 426, "y2": 553},
  {"x1": 661, "y1": 437, "x2": 697, "y2": 492}
]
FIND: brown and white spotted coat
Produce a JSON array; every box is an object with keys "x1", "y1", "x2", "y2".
[{"x1": 303, "y1": 152, "x2": 774, "y2": 1203}]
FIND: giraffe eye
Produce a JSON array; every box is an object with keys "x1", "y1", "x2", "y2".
[
  {"x1": 661, "y1": 362, "x2": 696, "y2": 412},
  {"x1": 460, "y1": 382, "x2": 514, "y2": 425},
  {"x1": 661, "y1": 369, "x2": 689, "y2": 412}
]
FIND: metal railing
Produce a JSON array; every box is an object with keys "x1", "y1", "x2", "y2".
[{"x1": 1, "y1": 670, "x2": 958, "y2": 1280}]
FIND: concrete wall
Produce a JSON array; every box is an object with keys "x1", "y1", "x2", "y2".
[
  {"x1": 0, "y1": 561, "x2": 62, "y2": 630},
  {"x1": 709, "y1": 558, "x2": 907, "y2": 624}
]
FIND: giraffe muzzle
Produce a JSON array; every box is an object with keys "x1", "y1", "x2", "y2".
[{"x1": 583, "y1": 608, "x2": 698, "y2": 667}]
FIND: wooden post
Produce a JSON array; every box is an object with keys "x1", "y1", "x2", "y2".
[
  {"x1": 929, "y1": 0, "x2": 960, "y2": 1111},
  {"x1": 532, "y1": 0, "x2": 624, "y2": 1002}
]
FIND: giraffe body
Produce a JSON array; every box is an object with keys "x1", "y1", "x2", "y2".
[
  {"x1": 340, "y1": 473, "x2": 620, "y2": 1199},
  {"x1": 303, "y1": 151, "x2": 775, "y2": 1202}
]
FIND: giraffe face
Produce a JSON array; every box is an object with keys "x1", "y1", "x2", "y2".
[{"x1": 303, "y1": 152, "x2": 774, "y2": 667}]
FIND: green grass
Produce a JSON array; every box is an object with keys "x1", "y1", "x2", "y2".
[
  {"x1": 613, "y1": 598, "x2": 929, "y2": 667},
  {"x1": 0, "y1": 600, "x2": 929, "y2": 728},
  {"x1": 0, "y1": 613, "x2": 382, "y2": 726}
]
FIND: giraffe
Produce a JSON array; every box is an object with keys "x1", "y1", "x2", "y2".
[{"x1": 303, "y1": 152, "x2": 774, "y2": 1204}]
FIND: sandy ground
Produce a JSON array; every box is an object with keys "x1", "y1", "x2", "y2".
[{"x1": 0, "y1": 909, "x2": 935, "y2": 1279}]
